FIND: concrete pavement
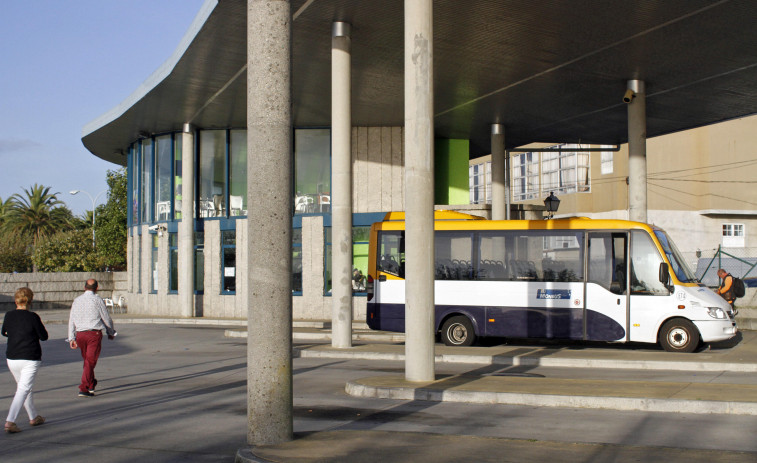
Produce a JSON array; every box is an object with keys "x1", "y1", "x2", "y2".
[{"x1": 21, "y1": 309, "x2": 757, "y2": 463}]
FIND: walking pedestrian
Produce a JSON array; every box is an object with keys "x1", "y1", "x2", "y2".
[
  {"x1": 67, "y1": 279, "x2": 117, "y2": 397},
  {"x1": 2, "y1": 287, "x2": 48, "y2": 433}
]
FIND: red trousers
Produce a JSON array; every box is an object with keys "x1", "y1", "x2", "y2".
[{"x1": 76, "y1": 330, "x2": 102, "y2": 393}]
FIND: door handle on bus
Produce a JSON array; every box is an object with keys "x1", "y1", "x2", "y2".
[{"x1": 617, "y1": 298, "x2": 620, "y2": 305}]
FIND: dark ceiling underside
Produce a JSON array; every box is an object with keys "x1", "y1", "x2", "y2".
[{"x1": 83, "y1": 0, "x2": 757, "y2": 165}]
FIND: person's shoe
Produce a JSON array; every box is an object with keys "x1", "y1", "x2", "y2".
[
  {"x1": 78, "y1": 391, "x2": 95, "y2": 397},
  {"x1": 4, "y1": 422, "x2": 21, "y2": 433},
  {"x1": 89, "y1": 378, "x2": 98, "y2": 394},
  {"x1": 29, "y1": 416, "x2": 45, "y2": 427}
]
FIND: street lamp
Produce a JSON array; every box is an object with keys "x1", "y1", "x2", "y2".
[
  {"x1": 70, "y1": 189, "x2": 106, "y2": 249},
  {"x1": 543, "y1": 191, "x2": 560, "y2": 219}
]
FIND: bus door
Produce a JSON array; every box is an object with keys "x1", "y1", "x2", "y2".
[{"x1": 585, "y1": 232, "x2": 628, "y2": 341}]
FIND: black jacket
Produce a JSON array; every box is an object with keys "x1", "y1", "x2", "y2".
[{"x1": 2, "y1": 309, "x2": 49, "y2": 360}]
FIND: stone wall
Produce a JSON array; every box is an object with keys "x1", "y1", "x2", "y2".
[{"x1": 0, "y1": 272, "x2": 127, "y2": 312}]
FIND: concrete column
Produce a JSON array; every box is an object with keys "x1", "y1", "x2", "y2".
[
  {"x1": 490, "y1": 124, "x2": 506, "y2": 220},
  {"x1": 331, "y1": 21, "x2": 353, "y2": 348},
  {"x1": 627, "y1": 79, "x2": 647, "y2": 223},
  {"x1": 179, "y1": 124, "x2": 194, "y2": 318},
  {"x1": 404, "y1": 0, "x2": 435, "y2": 382},
  {"x1": 245, "y1": 0, "x2": 292, "y2": 446}
]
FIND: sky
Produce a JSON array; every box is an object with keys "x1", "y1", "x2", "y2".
[{"x1": 0, "y1": 0, "x2": 206, "y2": 215}]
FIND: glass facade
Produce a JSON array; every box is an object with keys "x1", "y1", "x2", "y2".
[{"x1": 125, "y1": 127, "x2": 370, "y2": 300}]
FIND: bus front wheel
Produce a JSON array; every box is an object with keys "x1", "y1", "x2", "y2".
[
  {"x1": 658, "y1": 319, "x2": 700, "y2": 353},
  {"x1": 441, "y1": 316, "x2": 476, "y2": 346}
]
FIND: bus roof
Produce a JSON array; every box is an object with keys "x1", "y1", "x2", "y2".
[
  {"x1": 374, "y1": 215, "x2": 659, "y2": 233},
  {"x1": 382, "y1": 210, "x2": 486, "y2": 221}
]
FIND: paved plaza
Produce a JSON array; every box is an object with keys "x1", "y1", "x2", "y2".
[{"x1": 1, "y1": 314, "x2": 757, "y2": 462}]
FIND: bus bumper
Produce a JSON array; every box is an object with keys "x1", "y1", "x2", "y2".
[{"x1": 693, "y1": 319, "x2": 738, "y2": 343}]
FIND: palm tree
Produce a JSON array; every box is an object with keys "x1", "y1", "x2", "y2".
[
  {"x1": 3, "y1": 184, "x2": 74, "y2": 246},
  {"x1": 0, "y1": 195, "x2": 14, "y2": 228}
]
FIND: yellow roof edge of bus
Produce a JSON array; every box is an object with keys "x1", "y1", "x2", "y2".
[{"x1": 382, "y1": 210, "x2": 486, "y2": 221}]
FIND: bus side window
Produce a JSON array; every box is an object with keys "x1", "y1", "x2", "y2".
[{"x1": 378, "y1": 231, "x2": 405, "y2": 277}]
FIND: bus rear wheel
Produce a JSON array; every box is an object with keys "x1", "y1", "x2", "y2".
[
  {"x1": 658, "y1": 319, "x2": 700, "y2": 353},
  {"x1": 441, "y1": 316, "x2": 476, "y2": 346}
]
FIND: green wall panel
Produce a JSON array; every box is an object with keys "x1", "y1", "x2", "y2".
[{"x1": 435, "y1": 139, "x2": 470, "y2": 205}]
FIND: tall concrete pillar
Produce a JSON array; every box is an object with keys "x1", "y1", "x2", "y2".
[
  {"x1": 404, "y1": 0, "x2": 435, "y2": 383},
  {"x1": 627, "y1": 79, "x2": 647, "y2": 223},
  {"x1": 245, "y1": 0, "x2": 292, "y2": 445},
  {"x1": 179, "y1": 124, "x2": 195, "y2": 318},
  {"x1": 331, "y1": 22, "x2": 353, "y2": 349},
  {"x1": 490, "y1": 124, "x2": 506, "y2": 220}
]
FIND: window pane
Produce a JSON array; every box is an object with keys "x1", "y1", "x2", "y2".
[
  {"x1": 194, "y1": 232, "x2": 204, "y2": 292},
  {"x1": 435, "y1": 232, "x2": 473, "y2": 280},
  {"x1": 294, "y1": 129, "x2": 331, "y2": 214},
  {"x1": 199, "y1": 130, "x2": 226, "y2": 217},
  {"x1": 630, "y1": 231, "x2": 668, "y2": 295},
  {"x1": 352, "y1": 226, "x2": 371, "y2": 292},
  {"x1": 378, "y1": 231, "x2": 404, "y2": 277},
  {"x1": 292, "y1": 228, "x2": 302, "y2": 293},
  {"x1": 222, "y1": 230, "x2": 236, "y2": 293},
  {"x1": 129, "y1": 146, "x2": 138, "y2": 225},
  {"x1": 324, "y1": 227, "x2": 331, "y2": 293},
  {"x1": 141, "y1": 139, "x2": 153, "y2": 223},
  {"x1": 477, "y1": 233, "x2": 507, "y2": 280},
  {"x1": 155, "y1": 135, "x2": 172, "y2": 221},
  {"x1": 229, "y1": 130, "x2": 247, "y2": 216},
  {"x1": 223, "y1": 248, "x2": 236, "y2": 292},
  {"x1": 174, "y1": 135, "x2": 183, "y2": 220},
  {"x1": 170, "y1": 248, "x2": 178, "y2": 292}
]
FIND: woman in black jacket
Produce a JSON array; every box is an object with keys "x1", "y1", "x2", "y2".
[{"x1": 2, "y1": 287, "x2": 48, "y2": 433}]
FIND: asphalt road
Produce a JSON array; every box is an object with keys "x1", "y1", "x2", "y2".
[{"x1": 1, "y1": 324, "x2": 756, "y2": 463}]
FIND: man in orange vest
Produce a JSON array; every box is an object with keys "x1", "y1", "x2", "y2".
[{"x1": 716, "y1": 268, "x2": 736, "y2": 311}]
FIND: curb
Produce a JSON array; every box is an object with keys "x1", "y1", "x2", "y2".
[
  {"x1": 345, "y1": 380, "x2": 757, "y2": 416},
  {"x1": 297, "y1": 347, "x2": 757, "y2": 373}
]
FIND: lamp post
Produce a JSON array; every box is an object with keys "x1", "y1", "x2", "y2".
[
  {"x1": 70, "y1": 189, "x2": 106, "y2": 249},
  {"x1": 543, "y1": 191, "x2": 560, "y2": 219}
]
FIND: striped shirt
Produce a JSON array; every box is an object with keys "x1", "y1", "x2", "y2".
[{"x1": 67, "y1": 291, "x2": 117, "y2": 341}]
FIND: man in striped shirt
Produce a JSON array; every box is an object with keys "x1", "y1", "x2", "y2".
[{"x1": 67, "y1": 279, "x2": 117, "y2": 397}]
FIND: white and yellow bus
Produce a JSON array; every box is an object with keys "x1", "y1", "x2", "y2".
[{"x1": 366, "y1": 211, "x2": 737, "y2": 353}]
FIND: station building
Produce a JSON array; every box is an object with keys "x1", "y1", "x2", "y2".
[{"x1": 82, "y1": 0, "x2": 757, "y2": 321}]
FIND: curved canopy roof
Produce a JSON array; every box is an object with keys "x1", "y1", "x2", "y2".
[{"x1": 83, "y1": 0, "x2": 757, "y2": 165}]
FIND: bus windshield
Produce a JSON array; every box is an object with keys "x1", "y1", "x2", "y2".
[{"x1": 654, "y1": 230, "x2": 697, "y2": 283}]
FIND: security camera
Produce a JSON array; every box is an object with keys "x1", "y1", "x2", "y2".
[
  {"x1": 148, "y1": 224, "x2": 160, "y2": 231},
  {"x1": 622, "y1": 88, "x2": 636, "y2": 104}
]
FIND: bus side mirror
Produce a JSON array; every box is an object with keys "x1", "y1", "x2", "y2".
[{"x1": 659, "y1": 262, "x2": 673, "y2": 293}]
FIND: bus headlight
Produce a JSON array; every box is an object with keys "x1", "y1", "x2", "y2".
[{"x1": 707, "y1": 307, "x2": 727, "y2": 319}]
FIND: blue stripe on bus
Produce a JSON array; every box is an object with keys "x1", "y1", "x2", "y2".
[{"x1": 366, "y1": 302, "x2": 625, "y2": 341}]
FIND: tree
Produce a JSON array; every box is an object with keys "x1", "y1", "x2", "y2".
[
  {"x1": 3, "y1": 184, "x2": 75, "y2": 246},
  {"x1": 95, "y1": 168, "x2": 128, "y2": 270},
  {"x1": 0, "y1": 232, "x2": 32, "y2": 273},
  {"x1": 32, "y1": 229, "x2": 103, "y2": 272},
  {"x1": 0, "y1": 196, "x2": 14, "y2": 228}
]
